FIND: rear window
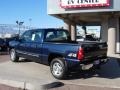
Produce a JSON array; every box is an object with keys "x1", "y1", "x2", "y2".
[{"x1": 45, "y1": 30, "x2": 69, "y2": 41}]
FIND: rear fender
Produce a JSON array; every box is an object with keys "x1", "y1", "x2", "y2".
[{"x1": 48, "y1": 53, "x2": 64, "y2": 65}]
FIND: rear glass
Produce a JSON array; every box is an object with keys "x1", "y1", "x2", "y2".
[{"x1": 45, "y1": 30, "x2": 69, "y2": 41}]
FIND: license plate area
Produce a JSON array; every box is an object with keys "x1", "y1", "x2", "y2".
[
  {"x1": 81, "y1": 64, "x2": 93, "y2": 70},
  {"x1": 94, "y1": 60, "x2": 100, "y2": 65}
]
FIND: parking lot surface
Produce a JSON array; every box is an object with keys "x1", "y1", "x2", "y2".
[
  {"x1": 48, "y1": 84, "x2": 120, "y2": 90},
  {"x1": 0, "y1": 55, "x2": 120, "y2": 90},
  {"x1": 0, "y1": 54, "x2": 9, "y2": 63}
]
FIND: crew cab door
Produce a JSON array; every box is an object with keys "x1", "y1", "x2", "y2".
[
  {"x1": 16, "y1": 30, "x2": 43, "y2": 62},
  {"x1": 28, "y1": 31, "x2": 43, "y2": 63},
  {"x1": 16, "y1": 30, "x2": 32, "y2": 58}
]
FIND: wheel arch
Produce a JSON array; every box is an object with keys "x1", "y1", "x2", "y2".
[
  {"x1": 48, "y1": 53, "x2": 64, "y2": 65},
  {"x1": 8, "y1": 47, "x2": 15, "y2": 53}
]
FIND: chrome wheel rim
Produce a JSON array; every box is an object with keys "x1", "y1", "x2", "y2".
[
  {"x1": 52, "y1": 62, "x2": 63, "y2": 76},
  {"x1": 10, "y1": 50, "x2": 15, "y2": 60}
]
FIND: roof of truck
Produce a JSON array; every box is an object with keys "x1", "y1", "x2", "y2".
[{"x1": 29, "y1": 28, "x2": 67, "y2": 31}]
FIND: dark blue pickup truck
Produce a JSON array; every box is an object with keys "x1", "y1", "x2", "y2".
[{"x1": 9, "y1": 28, "x2": 108, "y2": 79}]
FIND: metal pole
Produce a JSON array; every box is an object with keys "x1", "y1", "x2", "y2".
[
  {"x1": 29, "y1": 18, "x2": 32, "y2": 29},
  {"x1": 18, "y1": 24, "x2": 20, "y2": 36},
  {"x1": 16, "y1": 21, "x2": 24, "y2": 36}
]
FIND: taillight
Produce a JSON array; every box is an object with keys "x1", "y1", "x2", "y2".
[{"x1": 77, "y1": 47, "x2": 84, "y2": 61}]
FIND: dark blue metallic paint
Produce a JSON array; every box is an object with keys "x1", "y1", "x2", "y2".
[{"x1": 9, "y1": 28, "x2": 107, "y2": 68}]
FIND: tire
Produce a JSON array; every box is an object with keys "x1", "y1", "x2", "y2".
[
  {"x1": 10, "y1": 49, "x2": 19, "y2": 62},
  {"x1": 50, "y1": 58, "x2": 67, "y2": 79}
]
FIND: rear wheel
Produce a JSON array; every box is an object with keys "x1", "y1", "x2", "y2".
[
  {"x1": 50, "y1": 58, "x2": 67, "y2": 79},
  {"x1": 10, "y1": 49, "x2": 19, "y2": 62}
]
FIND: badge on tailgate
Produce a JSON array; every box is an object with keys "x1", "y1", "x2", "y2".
[{"x1": 68, "y1": 53, "x2": 77, "y2": 58}]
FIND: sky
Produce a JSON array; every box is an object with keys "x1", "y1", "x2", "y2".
[
  {"x1": 0, "y1": 0, "x2": 64, "y2": 28},
  {"x1": 0, "y1": 0, "x2": 100, "y2": 37}
]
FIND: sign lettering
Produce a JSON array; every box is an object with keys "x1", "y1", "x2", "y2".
[{"x1": 60, "y1": 0, "x2": 110, "y2": 8}]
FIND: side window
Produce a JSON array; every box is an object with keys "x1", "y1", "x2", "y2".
[
  {"x1": 21, "y1": 31, "x2": 32, "y2": 42},
  {"x1": 31, "y1": 31, "x2": 42, "y2": 42},
  {"x1": 45, "y1": 31, "x2": 56, "y2": 41},
  {"x1": 57, "y1": 31, "x2": 68, "y2": 39}
]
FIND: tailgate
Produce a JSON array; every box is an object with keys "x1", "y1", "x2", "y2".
[{"x1": 80, "y1": 42, "x2": 107, "y2": 61}]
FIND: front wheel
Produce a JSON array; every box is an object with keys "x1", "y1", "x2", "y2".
[
  {"x1": 10, "y1": 49, "x2": 19, "y2": 62},
  {"x1": 50, "y1": 58, "x2": 67, "y2": 79}
]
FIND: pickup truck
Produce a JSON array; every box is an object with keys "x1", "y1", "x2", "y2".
[
  {"x1": 0, "y1": 38, "x2": 8, "y2": 52},
  {"x1": 9, "y1": 28, "x2": 108, "y2": 79}
]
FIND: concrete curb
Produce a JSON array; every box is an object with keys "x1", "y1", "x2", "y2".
[
  {"x1": 1, "y1": 78, "x2": 120, "y2": 90},
  {"x1": 0, "y1": 78, "x2": 36, "y2": 90},
  {"x1": 0, "y1": 78, "x2": 61, "y2": 90}
]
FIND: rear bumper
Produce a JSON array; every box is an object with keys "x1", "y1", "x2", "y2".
[
  {"x1": 65, "y1": 57, "x2": 108, "y2": 69},
  {"x1": 80, "y1": 56, "x2": 107, "y2": 64}
]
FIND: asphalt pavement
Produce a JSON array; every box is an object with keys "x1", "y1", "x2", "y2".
[{"x1": 0, "y1": 54, "x2": 9, "y2": 63}]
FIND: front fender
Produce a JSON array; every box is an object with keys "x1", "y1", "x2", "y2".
[{"x1": 9, "y1": 41, "x2": 20, "y2": 48}]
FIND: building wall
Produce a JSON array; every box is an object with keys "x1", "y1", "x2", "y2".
[
  {"x1": 116, "y1": 18, "x2": 120, "y2": 53},
  {"x1": 101, "y1": 17, "x2": 108, "y2": 42},
  {"x1": 47, "y1": 0, "x2": 120, "y2": 58},
  {"x1": 47, "y1": 0, "x2": 120, "y2": 14}
]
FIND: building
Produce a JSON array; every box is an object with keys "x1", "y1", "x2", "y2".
[{"x1": 47, "y1": 0, "x2": 120, "y2": 58}]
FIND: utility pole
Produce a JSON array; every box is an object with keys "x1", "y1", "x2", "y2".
[
  {"x1": 29, "y1": 18, "x2": 32, "y2": 29},
  {"x1": 16, "y1": 21, "x2": 24, "y2": 36}
]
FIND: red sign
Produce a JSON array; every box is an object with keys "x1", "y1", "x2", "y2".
[{"x1": 60, "y1": 0, "x2": 110, "y2": 9}]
